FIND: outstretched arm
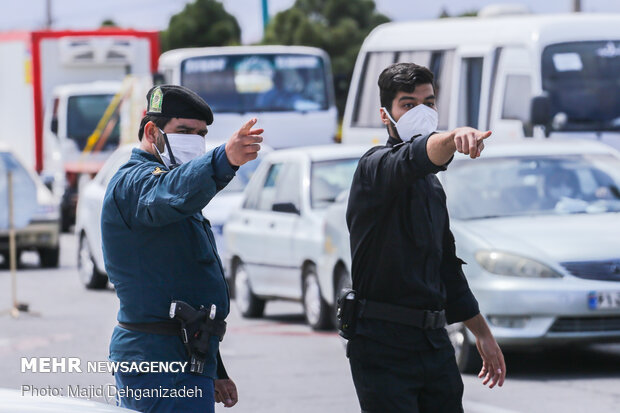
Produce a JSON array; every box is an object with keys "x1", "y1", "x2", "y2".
[{"x1": 427, "y1": 127, "x2": 492, "y2": 166}]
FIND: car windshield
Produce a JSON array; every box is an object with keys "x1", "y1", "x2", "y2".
[
  {"x1": 542, "y1": 41, "x2": 620, "y2": 132},
  {"x1": 221, "y1": 155, "x2": 263, "y2": 193},
  {"x1": 311, "y1": 158, "x2": 359, "y2": 208},
  {"x1": 444, "y1": 154, "x2": 620, "y2": 220},
  {"x1": 67, "y1": 94, "x2": 120, "y2": 151},
  {"x1": 181, "y1": 53, "x2": 329, "y2": 113}
]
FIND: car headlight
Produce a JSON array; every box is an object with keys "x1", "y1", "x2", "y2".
[{"x1": 475, "y1": 250, "x2": 563, "y2": 278}]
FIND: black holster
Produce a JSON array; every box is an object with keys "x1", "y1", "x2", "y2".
[{"x1": 336, "y1": 288, "x2": 359, "y2": 340}]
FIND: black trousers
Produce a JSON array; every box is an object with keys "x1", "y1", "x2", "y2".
[{"x1": 347, "y1": 336, "x2": 464, "y2": 413}]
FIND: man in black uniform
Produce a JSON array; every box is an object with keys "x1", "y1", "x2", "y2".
[{"x1": 345, "y1": 63, "x2": 505, "y2": 412}]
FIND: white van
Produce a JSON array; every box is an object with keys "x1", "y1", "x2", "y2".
[
  {"x1": 158, "y1": 45, "x2": 338, "y2": 148},
  {"x1": 342, "y1": 11, "x2": 620, "y2": 150}
]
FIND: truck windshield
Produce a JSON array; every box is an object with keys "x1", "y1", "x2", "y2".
[
  {"x1": 67, "y1": 94, "x2": 120, "y2": 151},
  {"x1": 542, "y1": 41, "x2": 620, "y2": 132},
  {"x1": 181, "y1": 53, "x2": 329, "y2": 113}
]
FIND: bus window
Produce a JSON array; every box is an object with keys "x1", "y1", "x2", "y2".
[
  {"x1": 352, "y1": 51, "x2": 396, "y2": 128},
  {"x1": 180, "y1": 54, "x2": 329, "y2": 114}
]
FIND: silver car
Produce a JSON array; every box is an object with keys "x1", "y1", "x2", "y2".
[{"x1": 321, "y1": 139, "x2": 620, "y2": 371}]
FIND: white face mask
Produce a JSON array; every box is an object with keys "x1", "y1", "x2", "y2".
[
  {"x1": 382, "y1": 104, "x2": 438, "y2": 142},
  {"x1": 153, "y1": 129, "x2": 206, "y2": 169}
]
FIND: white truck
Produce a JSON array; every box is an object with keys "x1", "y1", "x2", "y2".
[
  {"x1": 0, "y1": 29, "x2": 159, "y2": 230},
  {"x1": 342, "y1": 9, "x2": 620, "y2": 150}
]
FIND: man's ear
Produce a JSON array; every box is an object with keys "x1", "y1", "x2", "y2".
[
  {"x1": 143, "y1": 121, "x2": 158, "y2": 144},
  {"x1": 379, "y1": 107, "x2": 391, "y2": 126}
]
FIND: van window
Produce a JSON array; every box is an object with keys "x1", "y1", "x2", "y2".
[
  {"x1": 431, "y1": 51, "x2": 455, "y2": 130},
  {"x1": 542, "y1": 41, "x2": 620, "y2": 132},
  {"x1": 502, "y1": 75, "x2": 532, "y2": 123},
  {"x1": 352, "y1": 52, "x2": 397, "y2": 128},
  {"x1": 397, "y1": 51, "x2": 431, "y2": 67},
  {"x1": 458, "y1": 57, "x2": 483, "y2": 128}
]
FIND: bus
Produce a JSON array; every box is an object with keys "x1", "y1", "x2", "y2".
[
  {"x1": 158, "y1": 45, "x2": 337, "y2": 149},
  {"x1": 342, "y1": 9, "x2": 620, "y2": 150}
]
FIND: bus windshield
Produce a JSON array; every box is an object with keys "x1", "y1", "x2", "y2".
[
  {"x1": 181, "y1": 53, "x2": 329, "y2": 113},
  {"x1": 542, "y1": 41, "x2": 620, "y2": 132}
]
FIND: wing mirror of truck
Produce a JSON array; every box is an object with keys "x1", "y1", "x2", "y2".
[
  {"x1": 152, "y1": 72, "x2": 165, "y2": 86},
  {"x1": 272, "y1": 202, "x2": 300, "y2": 215},
  {"x1": 530, "y1": 94, "x2": 552, "y2": 129},
  {"x1": 50, "y1": 117, "x2": 59, "y2": 135}
]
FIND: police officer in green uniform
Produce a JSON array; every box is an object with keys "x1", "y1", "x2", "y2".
[{"x1": 101, "y1": 85, "x2": 263, "y2": 412}]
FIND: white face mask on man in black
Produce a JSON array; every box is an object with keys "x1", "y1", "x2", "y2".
[{"x1": 381, "y1": 103, "x2": 439, "y2": 142}]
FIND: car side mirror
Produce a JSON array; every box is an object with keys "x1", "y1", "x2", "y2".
[
  {"x1": 152, "y1": 72, "x2": 165, "y2": 86},
  {"x1": 272, "y1": 202, "x2": 300, "y2": 215},
  {"x1": 50, "y1": 117, "x2": 58, "y2": 135},
  {"x1": 530, "y1": 94, "x2": 551, "y2": 126}
]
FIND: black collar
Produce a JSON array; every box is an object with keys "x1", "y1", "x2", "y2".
[{"x1": 386, "y1": 136, "x2": 402, "y2": 147}]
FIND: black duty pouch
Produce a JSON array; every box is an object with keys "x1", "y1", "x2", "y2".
[{"x1": 336, "y1": 288, "x2": 358, "y2": 340}]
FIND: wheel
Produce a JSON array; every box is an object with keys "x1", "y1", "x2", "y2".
[
  {"x1": 39, "y1": 246, "x2": 60, "y2": 268},
  {"x1": 447, "y1": 322, "x2": 482, "y2": 374},
  {"x1": 78, "y1": 234, "x2": 108, "y2": 289},
  {"x1": 233, "y1": 260, "x2": 265, "y2": 318},
  {"x1": 332, "y1": 266, "x2": 352, "y2": 327},
  {"x1": 302, "y1": 264, "x2": 332, "y2": 330}
]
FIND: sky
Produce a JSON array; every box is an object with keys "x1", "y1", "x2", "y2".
[{"x1": 1, "y1": 0, "x2": 620, "y2": 44}]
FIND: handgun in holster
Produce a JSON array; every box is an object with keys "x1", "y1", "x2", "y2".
[
  {"x1": 169, "y1": 300, "x2": 227, "y2": 374},
  {"x1": 336, "y1": 288, "x2": 358, "y2": 340}
]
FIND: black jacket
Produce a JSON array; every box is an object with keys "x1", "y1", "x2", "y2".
[{"x1": 346, "y1": 134, "x2": 479, "y2": 348}]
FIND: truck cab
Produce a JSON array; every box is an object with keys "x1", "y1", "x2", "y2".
[{"x1": 42, "y1": 81, "x2": 122, "y2": 231}]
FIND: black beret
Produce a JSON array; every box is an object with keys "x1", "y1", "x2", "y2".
[{"x1": 146, "y1": 85, "x2": 213, "y2": 125}]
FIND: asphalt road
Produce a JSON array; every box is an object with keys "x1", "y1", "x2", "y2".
[{"x1": 0, "y1": 234, "x2": 619, "y2": 412}]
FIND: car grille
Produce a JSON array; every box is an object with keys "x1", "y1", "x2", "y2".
[
  {"x1": 561, "y1": 259, "x2": 620, "y2": 282},
  {"x1": 550, "y1": 316, "x2": 620, "y2": 333}
]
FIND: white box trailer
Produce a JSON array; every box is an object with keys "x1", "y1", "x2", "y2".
[
  {"x1": 0, "y1": 29, "x2": 159, "y2": 229},
  {"x1": 342, "y1": 11, "x2": 620, "y2": 150}
]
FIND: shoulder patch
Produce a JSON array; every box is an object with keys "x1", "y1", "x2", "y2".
[{"x1": 152, "y1": 166, "x2": 168, "y2": 176}]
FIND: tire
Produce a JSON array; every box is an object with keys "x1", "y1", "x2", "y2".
[
  {"x1": 233, "y1": 260, "x2": 265, "y2": 318},
  {"x1": 39, "y1": 246, "x2": 60, "y2": 268},
  {"x1": 302, "y1": 264, "x2": 332, "y2": 330},
  {"x1": 447, "y1": 322, "x2": 482, "y2": 374},
  {"x1": 332, "y1": 266, "x2": 352, "y2": 327},
  {"x1": 78, "y1": 234, "x2": 108, "y2": 289}
]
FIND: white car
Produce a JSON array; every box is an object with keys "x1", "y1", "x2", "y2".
[
  {"x1": 0, "y1": 145, "x2": 60, "y2": 268},
  {"x1": 224, "y1": 144, "x2": 369, "y2": 329},
  {"x1": 75, "y1": 142, "x2": 268, "y2": 289},
  {"x1": 321, "y1": 139, "x2": 620, "y2": 371},
  {"x1": 0, "y1": 388, "x2": 135, "y2": 412}
]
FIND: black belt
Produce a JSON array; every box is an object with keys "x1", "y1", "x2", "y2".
[
  {"x1": 357, "y1": 299, "x2": 446, "y2": 330},
  {"x1": 118, "y1": 321, "x2": 182, "y2": 336},
  {"x1": 118, "y1": 320, "x2": 227, "y2": 340}
]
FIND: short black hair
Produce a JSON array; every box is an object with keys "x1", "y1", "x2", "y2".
[
  {"x1": 138, "y1": 115, "x2": 172, "y2": 141},
  {"x1": 378, "y1": 63, "x2": 435, "y2": 112}
]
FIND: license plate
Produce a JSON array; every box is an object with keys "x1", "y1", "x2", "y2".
[{"x1": 588, "y1": 291, "x2": 620, "y2": 309}]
